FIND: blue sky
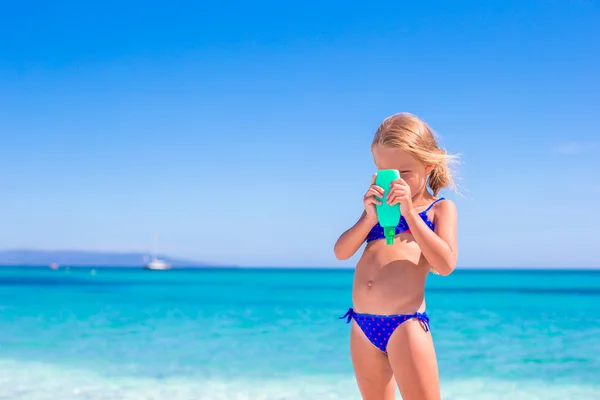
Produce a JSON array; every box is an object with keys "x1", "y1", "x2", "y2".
[{"x1": 1, "y1": 1, "x2": 599, "y2": 267}]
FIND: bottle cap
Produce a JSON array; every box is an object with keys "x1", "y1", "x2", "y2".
[{"x1": 383, "y1": 226, "x2": 396, "y2": 245}]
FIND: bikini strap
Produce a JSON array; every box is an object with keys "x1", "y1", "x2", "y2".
[
  {"x1": 423, "y1": 197, "x2": 445, "y2": 213},
  {"x1": 338, "y1": 308, "x2": 355, "y2": 324}
]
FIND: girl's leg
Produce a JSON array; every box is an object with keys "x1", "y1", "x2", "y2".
[
  {"x1": 386, "y1": 320, "x2": 440, "y2": 400},
  {"x1": 350, "y1": 322, "x2": 397, "y2": 400}
]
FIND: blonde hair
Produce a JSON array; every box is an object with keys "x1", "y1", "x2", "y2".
[{"x1": 371, "y1": 112, "x2": 458, "y2": 196}]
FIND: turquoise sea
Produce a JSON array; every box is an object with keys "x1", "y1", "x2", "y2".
[{"x1": 0, "y1": 267, "x2": 599, "y2": 400}]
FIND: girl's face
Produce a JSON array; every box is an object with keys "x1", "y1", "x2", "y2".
[{"x1": 372, "y1": 145, "x2": 434, "y2": 198}]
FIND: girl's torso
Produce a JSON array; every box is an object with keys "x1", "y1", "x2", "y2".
[{"x1": 352, "y1": 199, "x2": 443, "y2": 315}]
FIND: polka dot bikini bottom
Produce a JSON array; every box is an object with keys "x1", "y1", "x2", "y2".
[{"x1": 339, "y1": 308, "x2": 430, "y2": 354}]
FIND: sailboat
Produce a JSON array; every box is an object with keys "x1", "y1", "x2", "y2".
[
  {"x1": 144, "y1": 233, "x2": 172, "y2": 271},
  {"x1": 145, "y1": 257, "x2": 171, "y2": 271}
]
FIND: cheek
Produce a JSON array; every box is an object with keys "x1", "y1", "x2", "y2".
[{"x1": 403, "y1": 174, "x2": 426, "y2": 191}]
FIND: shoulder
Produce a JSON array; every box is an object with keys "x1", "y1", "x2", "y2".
[
  {"x1": 432, "y1": 198, "x2": 457, "y2": 224},
  {"x1": 434, "y1": 198, "x2": 456, "y2": 213}
]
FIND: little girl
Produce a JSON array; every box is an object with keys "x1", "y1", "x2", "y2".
[{"x1": 334, "y1": 113, "x2": 458, "y2": 400}]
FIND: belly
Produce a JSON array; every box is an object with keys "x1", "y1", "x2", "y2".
[{"x1": 352, "y1": 234, "x2": 430, "y2": 314}]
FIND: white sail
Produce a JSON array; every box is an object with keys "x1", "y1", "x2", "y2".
[{"x1": 144, "y1": 232, "x2": 171, "y2": 270}]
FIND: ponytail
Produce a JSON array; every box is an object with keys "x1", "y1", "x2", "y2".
[
  {"x1": 428, "y1": 165, "x2": 448, "y2": 196},
  {"x1": 427, "y1": 149, "x2": 456, "y2": 196}
]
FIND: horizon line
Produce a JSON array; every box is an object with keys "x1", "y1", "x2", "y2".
[{"x1": 0, "y1": 265, "x2": 599, "y2": 271}]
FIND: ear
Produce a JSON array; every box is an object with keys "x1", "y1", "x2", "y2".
[{"x1": 424, "y1": 164, "x2": 435, "y2": 175}]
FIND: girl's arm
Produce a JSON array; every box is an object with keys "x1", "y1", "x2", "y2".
[
  {"x1": 334, "y1": 211, "x2": 377, "y2": 260},
  {"x1": 404, "y1": 200, "x2": 458, "y2": 276}
]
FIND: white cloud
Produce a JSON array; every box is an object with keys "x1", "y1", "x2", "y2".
[
  {"x1": 556, "y1": 142, "x2": 583, "y2": 155},
  {"x1": 555, "y1": 141, "x2": 599, "y2": 155}
]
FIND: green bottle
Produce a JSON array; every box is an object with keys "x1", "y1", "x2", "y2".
[{"x1": 374, "y1": 169, "x2": 401, "y2": 245}]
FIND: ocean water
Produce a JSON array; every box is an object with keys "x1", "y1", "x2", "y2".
[{"x1": 0, "y1": 267, "x2": 599, "y2": 400}]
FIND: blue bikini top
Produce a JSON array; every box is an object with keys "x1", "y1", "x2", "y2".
[{"x1": 366, "y1": 198, "x2": 445, "y2": 243}]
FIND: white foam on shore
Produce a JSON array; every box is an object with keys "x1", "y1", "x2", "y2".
[{"x1": 0, "y1": 359, "x2": 598, "y2": 400}]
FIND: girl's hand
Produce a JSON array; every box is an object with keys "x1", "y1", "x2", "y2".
[
  {"x1": 363, "y1": 173, "x2": 384, "y2": 220},
  {"x1": 387, "y1": 178, "x2": 414, "y2": 212}
]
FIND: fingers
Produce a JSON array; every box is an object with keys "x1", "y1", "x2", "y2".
[
  {"x1": 370, "y1": 173, "x2": 377, "y2": 186},
  {"x1": 364, "y1": 188, "x2": 383, "y2": 205},
  {"x1": 366, "y1": 198, "x2": 383, "y2": 206},
  {"x1": 391, "y1": 177, "x2": 408, "y2": 186},
  {"x1": 387, "y1": 187, "x2": 408, "y2": 202},
  {"x1": 370, "y1": 185, "x2": 385, "y2": 197},
  {"x1": 387, "y1": 194, "x2": 401, "y2": 205},
  {"x1": 387, "y1": 182, "x2": 410, "y2": 205},
  {"x1": 386, "y1": 180, "x2": 407, "y2": 195},
  {"x1": 365, "y1": 182, "x2": 384, "y2": 198},
  {"x1": 387, "y1": 195, "x2": 405, "y2": 205}
]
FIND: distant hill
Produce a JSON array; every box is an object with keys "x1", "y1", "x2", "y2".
[{"x1": 0, "y1": 250, "x2": 209, "y2": 267}]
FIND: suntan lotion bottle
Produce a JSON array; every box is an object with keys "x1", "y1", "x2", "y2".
[{"x1": 374, "y1": 169, "x2": 401, "y2": 245}]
